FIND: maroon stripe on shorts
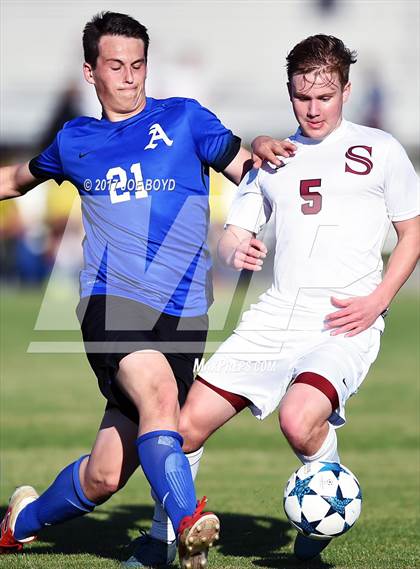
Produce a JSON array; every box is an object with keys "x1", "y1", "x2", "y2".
[
  {"x1": 294, "y1": 372, "x2": 339, "y2": 411},
  {"x1": 196, "y1": 376, "x2": 251, "y2": 412}
]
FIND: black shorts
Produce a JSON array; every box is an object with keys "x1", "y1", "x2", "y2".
[{"x1": 76, "y1": 295, "x2": 208, "y2": 424}]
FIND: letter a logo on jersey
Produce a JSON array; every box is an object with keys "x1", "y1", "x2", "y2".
[
  {"x1": 144, "y1": 123, "x2": 174, "y2": 150},
  {"x1": 345, "y1": 145, "x2": 373, "y2": 175}
]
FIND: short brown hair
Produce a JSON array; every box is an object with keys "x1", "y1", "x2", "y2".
[
  {"x1": 286, "y1": 35, "x2": 357, "y2": 88},
  {"x1": 83, "y1": 12, "x2": 150, "y2": 69}
]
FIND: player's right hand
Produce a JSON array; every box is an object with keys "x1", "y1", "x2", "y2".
[
  {"x1": 231, "y1": 237, "x2": 267, "y2": 271},
  {"x1": 251, "y1": 136, "x2": 297, "y2": 169}
]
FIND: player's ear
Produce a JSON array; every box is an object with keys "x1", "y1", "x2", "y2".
[
  {"x1": 83, "y1": 62, "x2": 95, "y2": 85},
  {"x1": 342, "y1": 82, "x2": 351, "y2": 103}
]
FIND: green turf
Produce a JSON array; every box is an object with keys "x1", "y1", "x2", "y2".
[{"x1": 0, "y1": 287, "x2": 419, "y2": 568}]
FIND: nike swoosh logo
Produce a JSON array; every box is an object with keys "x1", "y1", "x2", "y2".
[
  {"x1": 79, "y1": 152, "x2": 90, "y2": 158},
  {"x1": 162, "y1": 492, "x2": 170, "y2": 508}
]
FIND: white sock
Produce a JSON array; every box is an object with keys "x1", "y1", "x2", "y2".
[
  {"x1": 185, "y1": 446, "x2": 204, "y2": 480},
  {"x1": 295, "y1": 424, "x2": 340, "y2": 464},
  {"x1": 149, "y1": 447, "x2": 204, "y2": 543}
]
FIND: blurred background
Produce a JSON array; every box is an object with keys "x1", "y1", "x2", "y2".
[{"x1": 0, "y1": 0, "x2": 419, "y2": 313}]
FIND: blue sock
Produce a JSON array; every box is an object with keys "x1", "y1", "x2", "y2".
[
  {"x1": 136, "y1": 430, "x2": 196, "y2": 533},
  {"x1": 14, "y1": 455, "x2": 96, "y2": 541}
]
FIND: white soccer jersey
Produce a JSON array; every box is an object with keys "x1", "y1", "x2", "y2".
[{"x1": 227, "y1": 119, "x2": 419, "y2": 332}]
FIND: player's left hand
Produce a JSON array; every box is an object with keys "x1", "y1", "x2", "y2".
[
  {"x1": 230, "y1": 237, "x2": 267, "y2": 271},
  {"x1": 325, "y1": 295, "x2": 388, "y2": 337},
  {"x1": 251, "y1": 136, "x2": 297, "y2": 168}
]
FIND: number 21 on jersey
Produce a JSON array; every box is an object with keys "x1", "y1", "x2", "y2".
[{"x1": 107, "y1": 162, "x2": 148, "y2": 204}]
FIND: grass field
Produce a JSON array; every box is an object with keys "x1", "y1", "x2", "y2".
[{"x1": 0, "y1": 287, "x2": 419, "y2": 569}]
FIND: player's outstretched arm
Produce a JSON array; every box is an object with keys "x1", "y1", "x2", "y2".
[
  {"x1": 251, "y1": 136, "x2": 296, "y2": 169},
  {"x1": 217, "y1": 224, "x2": 267, "y2": 271},
  {"x1": 325, "y1": 216, "x2": 420, "y2": 337},
  {"x1": 0, "y1": 162, "x2": 40, "y2": 200}
]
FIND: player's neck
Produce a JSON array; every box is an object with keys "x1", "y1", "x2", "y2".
[{"x1": 102, "y1": 99, "x2": 148, "y2": 122}]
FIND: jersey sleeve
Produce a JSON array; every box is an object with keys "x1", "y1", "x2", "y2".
[
  {"x1": 225, "y1": 168, "x2": 272, "y2": 233},
  {"x1": 186, "y1": 99, "x2": 241, "y2": 172},
  {"x1": 28, "y1": 133, "x2": 65, "y2": 184},
  {"x1": 383, "y1": 137, "x2": 419, "y2": 222}
]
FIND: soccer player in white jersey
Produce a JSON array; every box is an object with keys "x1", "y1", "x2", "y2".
[{"x1": 177, "y1": 34, "x2": 419, "y2": 561}]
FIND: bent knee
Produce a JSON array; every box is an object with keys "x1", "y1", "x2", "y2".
[
  {"x1": 279, "y1": 406, "x2": 317, "y2": 453},
  {"x1": 179, "y1": 411, "x2": 207, "y2": 453},
  {"x1": 118, "y1": 352, "x2": 171, "y2": 388},
  {"x1": 83, "y1": 467, "x2": 124, "y2": 499}
]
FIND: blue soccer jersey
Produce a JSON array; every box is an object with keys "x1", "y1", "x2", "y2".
[{"x1": 29, "y1": 97, "x2": 240, "y2": 316}]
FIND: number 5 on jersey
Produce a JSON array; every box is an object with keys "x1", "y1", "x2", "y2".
[{"x1": 300, "y1": 179, "x2": 322, "y2": 215}]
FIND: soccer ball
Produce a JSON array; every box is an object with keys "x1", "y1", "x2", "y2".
[{"x1": 283, "y1": 461, "x2": 362, "y2": 540}]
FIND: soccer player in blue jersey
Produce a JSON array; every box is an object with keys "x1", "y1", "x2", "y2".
[{"x1": 0, "y1": 11, "x2": 294, "y2": 569}]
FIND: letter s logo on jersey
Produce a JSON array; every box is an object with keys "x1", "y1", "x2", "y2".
[
  {"x1": 144, "y1": 123, "x2": 174, "y2": 150},
  {"x1": 345, "y1": 145, "x2": 373, "y2": 175}
]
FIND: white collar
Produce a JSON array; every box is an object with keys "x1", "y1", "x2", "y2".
[{"x1": 291, "y1": 118, "x2": 348, "y2": 146}]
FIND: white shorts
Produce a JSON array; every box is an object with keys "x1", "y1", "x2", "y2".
[{"x1": 199, "y1": 326, "x2": 381, "y2": 426}]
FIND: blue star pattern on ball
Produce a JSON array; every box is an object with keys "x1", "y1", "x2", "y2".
[
  {"x1": 287, "y1": 475, "x2": 317, "y2": 506},
  {"x1": 324, "y1": 485, "x2": 353, "y2": 515},
  {"x1": 319, "y1": 462, "x2": 344, "y2": 479},
  {"x1": 299, "y1": 512, "x2": 317, "y2": 535},
  {"x1": 342, "y1": 521, "x2": 351, "y2": 533},
  {"x1": 284, "y1": 462, "x2": 363, "y2": 544}
]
